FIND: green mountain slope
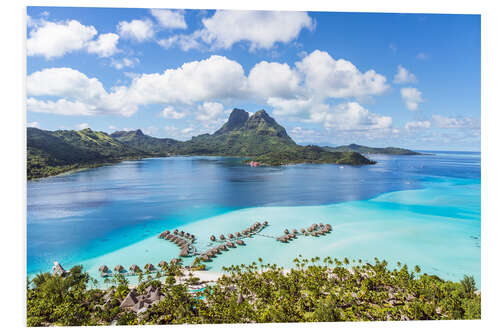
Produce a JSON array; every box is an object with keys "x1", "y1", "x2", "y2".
[
  {"x1": 110, "y1": 129, "x2": 180, "y2": 154},
  {"x1": 176, "y1": 109, "x2": 297, "y2": 156},
  {"x1": 27, "y1": 127, "x2": 149, "y2": 179},
  {"x1": 324, "y1": 143, "x2": 421, "y2": 155}
]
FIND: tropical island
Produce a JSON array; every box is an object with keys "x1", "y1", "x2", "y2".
[
  {"x1": 26, "y1": 108, "x2": 434, "y2": 179},
  {"x1": 27, "y1": 256, "x2": 480, "y2": 326}
]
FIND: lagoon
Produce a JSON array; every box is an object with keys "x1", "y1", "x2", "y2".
[{"x1": 27, "y1": 151, "x2": 480, "y2": 286}]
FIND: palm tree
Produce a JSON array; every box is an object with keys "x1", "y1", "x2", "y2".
[
  {"x1": 414, "y1": 265, "x2": 421, "y2": 274},
  {"x1": 460, "y1": 275, "x2": 476, "y2": 297}
]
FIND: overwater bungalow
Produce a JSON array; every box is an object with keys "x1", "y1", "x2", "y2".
[
  {"x1": 114, "y1": 265, "x2": 124, "y2": 273},
  {"x1": 218, "y1": 244, "x2": 228, "y2": 251},
  {"x1": 144, "y1": 263, "x2": 155, "y2": 271},
  {"x1": 99, "y1": 265, "x2": 109, "y2": 273},
  {"x1": 219, "y1": 234, "x2": 225, "y2": 241},
  {"x1": 236, "y1": 239, "x2": 245, "y2": 246},
  {"x1": 180, "y1": 247, "x2": 190, "y2": 257},
  {"x1": 210, "y1": 235, "x2": 216, "y2": 241},
  {"x1": 228, "y1": 233, "x2": 234, "y2": 239},
  {"x1": 129, "y1": 264, "x2": 140, "y2": 273},
  {"x1": 226, "y1": 241, "x2": 235, "y2": 248},
  {"x1": 173, "y1": 229, "x2": 179, "y2": 235},
  {"x1": 158, "y1": 261, "x2": 167, "y2": 268},
  {"x1": 292, "y1": 229, "x2": 298, "y2": 234},
  {"x1": 201, "y1": 255, "x2": 210, "y2": 262},
  {"x1": 284, "y1": 229, "x2": 289, "y2": 234},
  {"x1": 235, "y1": 231, "x2": 242, "y2": 237},
  {"x1": 300, "y1": 228, "x2": 306, "y2": 234},
  {"x1": 263, "y1": 221, "x2": 268, "y2": 226},
  {"x1": 171, "y1": 258, "x2": 181, "y2": 265}
]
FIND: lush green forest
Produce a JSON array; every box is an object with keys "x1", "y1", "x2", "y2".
[
  {"x1": 324, "y1": 144, "x2": 421, "y2": 155},
  {"x1": 27, "y1": 257, "x2": 480, "y2": 326}
]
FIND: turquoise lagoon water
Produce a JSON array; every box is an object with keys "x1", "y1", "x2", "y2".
[{"x1": 27, "y1": 152, "x2": 480, "y2": 286}]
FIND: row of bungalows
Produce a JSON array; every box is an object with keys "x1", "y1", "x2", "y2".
[
  {"x1": 209, "y1": 221, "x2": 268, "y2": 242},
  {"x1": 158, "y1": 229, "x2": 196, "y2": 257},
  {"x1": 198, "y1": 239, "x2": 246, "y2": 262},
  {"x1": 277, "y1": 223, "x2": 333, "y2": 243},
  {"x1": 99, "y1": 258, "x2": 182, "y2": 276}
]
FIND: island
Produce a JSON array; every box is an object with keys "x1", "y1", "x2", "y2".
[
  {"x1": 27, "y1": 109, "x2": 376, "y2": 179},
  {"x1": 323, "y1": 143, "x2": 422, "y2": 155}
]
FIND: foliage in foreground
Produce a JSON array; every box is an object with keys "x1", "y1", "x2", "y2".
[{"x1": 27, "y1": 257, "x2": 480, "y2": 326}]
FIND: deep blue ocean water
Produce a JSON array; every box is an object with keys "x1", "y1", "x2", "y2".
[{"x1": 27, "y1": 151, "x2": 480, "y2": 280}]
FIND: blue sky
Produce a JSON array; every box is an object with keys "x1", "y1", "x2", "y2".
[{"x1": 26, "y1": 7, "x2": 480, "y2": 151}]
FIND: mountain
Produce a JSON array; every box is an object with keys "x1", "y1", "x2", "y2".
[
  {"x1": 27, "y1": 109, "x2": 377, "y2": 179},
  {"x1": 110, "y1": 129, "x2": 180, "y2": 154},
  {"x1": 27, "y1": 127, "x2": 150, "y2": 179},
  {"x1": 324, "y1": 143, "x2": 421, "y2": 155},
  {"x1": 177, "y1": 109, "x2": 296, "y2": 156}
]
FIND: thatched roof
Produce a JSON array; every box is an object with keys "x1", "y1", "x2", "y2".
[
  {"x1": 307, "y1": 226, "x2": 313, "y2": 232},
  {"x1": 99, "y1": 265, "x2": 109, "y2": 272},
  {"x1": 180, "y1": 248, "x2": 189, "y2": 257},
  {"x1": 236, "y1": 239, "x2": 245, "y2": 245},
  {"x1": 120, "y1": 291, "x2": 138, "y2": 308},
  {"x1": 228, "y1": 233, "x2": 234, "y2": 239},
  {"x1": 114, "y1": 265, "x2": 124, "y2": 272},
  {"x1": 52, "y1": 261, "x2": 66, "y2": 276},
  {"x1": 173, "y1": 229, "x2": 178, "y2": 234},
  {"x1": 150, "y1": 288, "x2": 161, "y2": 302},
  {"x1": 263, "y1": 221, "x2": 268, "y2": 226},
  {"x1": 284, "y1": 229, "x2": 289, "y2": 234},
  {"x1": 158, "y1": 260, "x2": 167, "y2": 267},
  {"x1": 312, "y1": 223, "x2": 318, "y2": 229},
  {"x1": 201, "y1": 255, "x2": 210, "y2": 262},
  {"x1": 292, "y1": 229, "x2": 298, "y2": 234},
  {"x1": 144, "y1": 263, "x2": 154, "y2": 271},
  {"x1": 180, "y1": 231, "x2": 185, "y2": 236},
  {"x1": 219, "y1": 234, "x2": 225, "y2": 240},
  {"x1": 129, "y1": 264, "x2": 140, "y2": 272},
  {"x1": 300, "y1": 228, "x2": 306, "y2": 233},
  {"x1": 226, "y1": 241, "x2": 235, "y2": 248},
  {"x1": 235, "y1": 232, "x2": 241, "y2": 237},
  {"x1": 210, "y1": 235, "x2": 216, "y2": 241},
  {"x1": 218, "y1": 244, "x2": 227, "y2": 251},
  {"x1": 214, "y1": 247, "x2": 220, "y2": 254}
]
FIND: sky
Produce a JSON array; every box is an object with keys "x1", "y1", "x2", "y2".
[{"x1": 26, "y1": 7, "x2": 481, "y2": 151}]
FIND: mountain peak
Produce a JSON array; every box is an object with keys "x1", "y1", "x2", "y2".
[
  {"x1": 214, "y1": 108, "x2": 249, "y2": 135},
  {"x1": 135, "y1": 129, "x2": 144, "y2": 136}
]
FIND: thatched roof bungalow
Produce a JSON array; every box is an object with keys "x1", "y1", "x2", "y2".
[
  {"x1": 236, "y1": 239, "x2": 245, "y2": 245},
  {"x1": 114, "y1": 265, "x2": 124, "y2": 273},
  {"x1": 235, "y1": 232, "x2": 241, "y2": 237},
  {"x1": 219, "y1": 234, "x2": 225, "y2": 240},
  {"x1": 52, "y1": 261, "x2": 66, "y2": 276},
  {"x1": 99, "y1": 265, "x2": 109, "y2": 273},
  {"x1": 226, "y1": 241, "x2": 235, "y2": 248},
  {"x1": 129, "y1": 264, "x2": 140, "y2": 272},
  {"x1": 210, "y1": 235, "x2": 216, "y2": 241},
  {"x1": 158, "y1": 260, "x2": 167, "y2": 268},
  {"x1": 144, "y1": 263, "x2": 155, "y2": 271},
  {"x1": 228, "y1": 233, "x2": 234, "y2": 239}
]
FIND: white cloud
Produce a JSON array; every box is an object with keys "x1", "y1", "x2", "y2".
[
  {"x1": 108, "y1": 125, "x2": 118, "y2": 131},
  {"x1": 27, "y1": 121, "x2": 40, "y2": 128},
  {"x1": 393, "y1": 65, "x2": 417, "y2": 84},
  {"x1": 165, "y1": 10, "x2": 314, "y2": 51},
  {"x1": 160, "y1": 106, "x2": 185, "y2": 119},
  {"x1": 200, "y1": 10, "x2": 314, "y2": 50},
  {"x1": 143, "y1": 126, "x2": 158, "y2": 135},
  {"x1": 405, "y1": 120, "x2": 431, "y2": 130},
  {"x1": 196, "y1": 102, "x2": 224, "y2": 122},
  {"x1": 158, "y1": 34, "x2": 202, "y2": 51},
  {"x1": 320, "y1": 102, "x2": 392, "y2": 131},
  {"x1": 27, "y1": 68, "x2": 137, "y2": 116},
  {"x1": 248, "y1": 61, "x2": 301, "y2": 100},
  {"x1": 182, "y1": 127, "x2": 194, "y2": 134},
  {"x1": 75, "y1": 123, "x2": 90, "y2": 130},
  {"x1": 128, "y1": 55, "x2": 247, "y2": 105},
  {"x1": 27, "y1": 19, "x2": 97, "y2": 59},
  {"x1": 111, "y1": 57, "x2": 139, "y2": 70},
  {"x1": 296, "y1": 50, "x2": 389, "y2": 99},
  {"x1": 150, "y1": 9, "x2": 187, "y2": 29},
  {"x1": 400, "y1": 87, "x2": 423, "y2": 111},
  {"x1": 117, "y1": 19, "x2": 154, "y2": 42},
  {"x1": 432, "y1": 115, "x2": 480, "y2": 129},
  {"x1": 87, "y1": 33, "x2": 120, "y2": 57}
]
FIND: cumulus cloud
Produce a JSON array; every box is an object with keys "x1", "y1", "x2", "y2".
[
  {"x1": 27, "y1": 121, "x2": 40, "y2": 128},
  {"x1": 27, "y1": 19, "x2": 97, "y2": 59},
  {"x1": 117, "y1": 19, "x2": 154, "y2": 42},
  {"x1": 393, "y1": 65, "x2": 417, "y2": 84},
  {"x1": 432, "y1": 115, "x2": 480, "y2": 129},
  {"x1": 87, "y1": 33, "x2": 120, "y2": 57},
  {"x1": 405, "y1": 120, "x2": 431, "y2": 130},
  {"x1": 160, "y1": 106, "x2": 185, "y2": 119},
  {"x1": 163, "y1": 10, "x2": 314, "y2": 51},
  {"x1": 296, "y1": 50, "x2": 389, "y2": 99},
  {"x1": 320, "y1": 102, "x2": 392, "y2": 131},
  {"x1": 150, "y1": 9, "x2": 187, "y2": 29},
  {"x1": 400, "y1": 87, "x2": 423, "y2": 111},
  {"x1": 27, "y1": 67, "x2": 137, "y2": 116},
  {"x1": 196, "y1": 102, "x2": 224, "y2": 122},
  {"x1": 26, "y1": 50, "x2": 389, "y2": 129}
]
